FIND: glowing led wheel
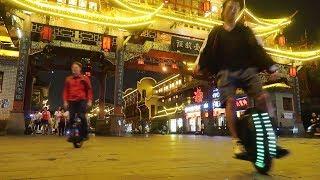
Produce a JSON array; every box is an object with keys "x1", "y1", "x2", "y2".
[
  {"x1": 236, "y1": 108, "x2": 277, "y2": 174},
  {"x1": 251, "y1": 112, "x2": 276, "y2": 174}
]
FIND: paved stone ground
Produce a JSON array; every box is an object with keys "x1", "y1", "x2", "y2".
[{"x1": 0, "y1": 135, "x2": 319, "y2": 180}]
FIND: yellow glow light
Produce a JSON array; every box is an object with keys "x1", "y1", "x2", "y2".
[
  {"x1": 123, "y1": 89, "x2": 138, "y2": 98},
  {"x1": 153, "y1": 104, "x2": 184, "y2": 119},
  {"x1": 0, "y1": 49, "x2": 19, "y2": 57},
  {"x1": 8, "y1": 0, "x2": 158, "y2": 28},
  {"x1": 268, "y1": 52, "x2": 320, "y2": 62},
  {"x1": 153, "y1": 74, "x2": 180, "y2": 88},
  {"x1": 262, "y1": 83, "x2": 291, "y2": 89}
]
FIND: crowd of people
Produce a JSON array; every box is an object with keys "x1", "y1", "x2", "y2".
[{"x1": 28, "y1": 106, "x2": 69, "y2": 136}]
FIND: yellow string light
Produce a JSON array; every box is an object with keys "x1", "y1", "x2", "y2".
[
  {"x1": 9, "y1": 0, "x2": 158, "y2": 28},
  {"x1": 262, "y1": 83, "x2": 291, "y2": 89}
]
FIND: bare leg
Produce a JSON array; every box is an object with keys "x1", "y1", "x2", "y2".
[
  {"x1": 226, "y1": 97, "x2": 238, "y2": 138},
  {"x1": 254, "y1": 92, "x2": 275, "y2": 118}
]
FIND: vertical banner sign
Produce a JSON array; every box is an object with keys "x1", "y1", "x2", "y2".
[
  {"x1": 14, "y1": 36, "x2": 30, "y2": 101},
  {"x1": 171, "y1": 36, "x2": 203, "y2": 55},
  {"x1": 114, "y1": 50, "x2": 125, "y2": 107}
]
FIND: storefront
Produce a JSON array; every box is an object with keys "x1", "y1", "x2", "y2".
[
  {"x1": 169, "y1": 118, "x2": 183, "y2": 133},
  {"x1": 184, "y1": 105, "x2": 202, "y2": 132}
]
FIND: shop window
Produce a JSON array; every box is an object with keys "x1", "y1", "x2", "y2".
[
  {"x1": 142, "y1": 89, "x2": 146, "y2": 99},
  {"x1": 88, "y1": 1, "x2": 98, "y2": 11},
  {"x1": 283, "y1": 97, "x2": 293, "y2": 111},
  {"x1": 79, "y1": 0, "x2": 87, "y2": 8},
  {"x1": 68, "y1": 0, "x2": 77, "y2": 6},
  {"x1": 151, "y1": 105, "x2": 155, "y2": 116},
  {"x1": 0, "y1": 72, "x2": 3, "y2": 93}
]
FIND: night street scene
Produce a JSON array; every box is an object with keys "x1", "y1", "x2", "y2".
[{"x1": 0, "y1": 0, "x2": 320, "y2": 179}]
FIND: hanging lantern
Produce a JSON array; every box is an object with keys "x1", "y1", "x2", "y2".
[
  {"x1": 164, "y1": 0, "x2": 169, "y2": 4},
  {"x1": 102, "y1": 36, "x2": 112, "y2": 52},
  {"x1": 289, "y1": 66, "x2": 297, "y2": 77},
  {"x1": 137, "y1": 58, "x2": 144, "y2": 65},
  {"x1": 171, "y1": 63, "x2": 178, "y2": 69},
  {"x1": 203, "y1": 1, "x2": 211, "y2": 12},
  {"x1": 40, "y1": 25, "x2": 53, "y2": 42},
  {"x1": 278, "y1": 35, "x2": 286, "y2": 47}
]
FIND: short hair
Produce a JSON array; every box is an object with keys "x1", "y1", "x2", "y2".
[
  {"x1": 222, "y1": 0, "x2": 244, "y2": 10},
  {"x1": 72, "y1": 61, "x2": 83, "y2": 68}
]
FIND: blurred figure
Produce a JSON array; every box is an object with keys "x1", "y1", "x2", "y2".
[
  {"x1": 310, "y1": 112, "x2": 318, "y2": 125},
  {"x1": 41, "y1": 107, "x2": 51, "y2": 135},
  {"x1": 58, "y1": 109, "x2": 66, "y2": 136},
  {"x1": 63, "y1": 61, "x2": 93, "y2": 140},
  {"x1": 54, "y1": 107, "x2": 63, "y2": 135},
  {"x1": 196, "y1": 0, "x2": 288, "y2": 157},
  {"x1": 35, "y1": 110, "x2": 42, "y2": 133}
]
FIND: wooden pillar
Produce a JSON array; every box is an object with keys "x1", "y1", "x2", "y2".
[{"x1": 98, "y1": 71, "x2": 107, "y2": 120}]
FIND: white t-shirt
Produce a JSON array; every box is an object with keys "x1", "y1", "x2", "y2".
[
  {"x1": 54, "y1": 111, "x2": 62, "y2": 123},
  {"x1": 63, "y1": 111, "x2": 70, "y2": 121}
]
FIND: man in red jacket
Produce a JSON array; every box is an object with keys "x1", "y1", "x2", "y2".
[{"x1": 63, "y1": 61, "x2": 93, "y2": 140}]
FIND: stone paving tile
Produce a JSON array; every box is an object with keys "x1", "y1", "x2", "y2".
[{"x1": 0, "y1": 135, "x2": 319, "y2": 180}]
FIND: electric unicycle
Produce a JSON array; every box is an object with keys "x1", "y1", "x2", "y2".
[
  {"x1": 67, "y1": 116, "x2": 84, "y2": 148},
  {"x1": 236, "y1": 108, "x2": 278, "y2": 174}
]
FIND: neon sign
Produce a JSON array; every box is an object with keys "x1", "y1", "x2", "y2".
[
  {"x1": 193, "y1": 87, "x2": 204, "y2": 103},
  {"x1": 236, "y1": 97, "x2": 248, "y2": 108},
  {"x1": 212, "y1": 88, "x2": 220, "y2": 99}
]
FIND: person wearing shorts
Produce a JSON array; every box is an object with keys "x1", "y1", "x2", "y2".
[{"x1": 196, "y1": 0, "x2": 288, "y2": 157}]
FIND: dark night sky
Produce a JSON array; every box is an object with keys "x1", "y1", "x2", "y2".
[
  {"x1": 246, "y1": 0, "x2": 320, "y2": 45},
  {"x1": 45, "y1": 1, "x2": 320, "y2": 109}
]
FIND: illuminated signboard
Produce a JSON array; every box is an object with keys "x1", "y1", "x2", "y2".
[
  {"x1": 185, "y1": 105, "x2": 201, "y2": 113},
  {"x1": 212, "y1": 88, "x2": 220, "y2": 99},
  {"x1": 212, "y1": 100, "x2": 221, "y2": 108},
  {"x1": 236, "y1": 97, "x2": 248, "y2": 109}
]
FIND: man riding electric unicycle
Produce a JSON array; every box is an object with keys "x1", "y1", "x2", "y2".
[
  {"x1": 63, "y1": 61, "x2": 93, "y2": 148},
  {"x1": 195, "y1": 0, "x2": 289, "y2": 173}
]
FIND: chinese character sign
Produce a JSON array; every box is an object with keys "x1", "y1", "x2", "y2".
[
  {"x1": 114, "y1": 50, "x2": 125, "y2": 106},
  {"x1": 14, "y1": 36, "x2": 31, "y2": 101},
  {"x1": 171, "y1": 36, "x2": 203, "y2": 55},
  {"x1": 193, "y1": 87, "x2": 204, "y2": 104}
]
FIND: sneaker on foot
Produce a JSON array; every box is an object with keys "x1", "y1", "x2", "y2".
[{"x1": 233, "y1": 139, "x2": 247, "y2": 157}]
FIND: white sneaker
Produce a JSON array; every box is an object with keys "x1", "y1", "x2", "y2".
[{"x1": 232, "y1": 139, "x2": 247, "y2": 156}]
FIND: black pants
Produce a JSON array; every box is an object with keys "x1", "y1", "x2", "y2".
[
  {"x1": 68, "y1": 100, "x2": 88, "y2": 138},
  {"x1": 58, "y1": 121, "x2": 66, "y2": 136}
]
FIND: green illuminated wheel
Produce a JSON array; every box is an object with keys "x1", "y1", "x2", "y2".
[
  {"x1": 254, "y1": 155, "x2": 272, "y2": 174},
  {"x1": 252, "y1": 112, "x2": 276, "y2": 174}
]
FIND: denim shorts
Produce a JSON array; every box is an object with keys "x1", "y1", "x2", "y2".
[{"x1": 216, "y1": 68, "x2": 263, "y2": 105}]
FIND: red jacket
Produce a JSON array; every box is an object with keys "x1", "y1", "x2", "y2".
[
  {"x1": 63, "y1": 74, "x2": 93, "y2": 102},
  {"x1": 42, "y1": 111, "x2": 51, "y2": 121}
]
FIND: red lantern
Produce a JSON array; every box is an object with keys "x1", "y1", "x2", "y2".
[
  {"x1": 203, "y1": 1, "x2": 211, "y2": 12},
  {"x1": 171, "y1": 63, "x2": 178, "y2": 69},
  {"x1": 138, "y1": 58, "x2": 144, "y2": 65},
  {"x1": 40, "y1": 25, "x2": 53, "y2": 42},
  {"x1": 289, "y1": 67, "x2": 297, "y2": 77},
  {"x1": 102, "y1": 36, "x2": 112, "y2": 52}
]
